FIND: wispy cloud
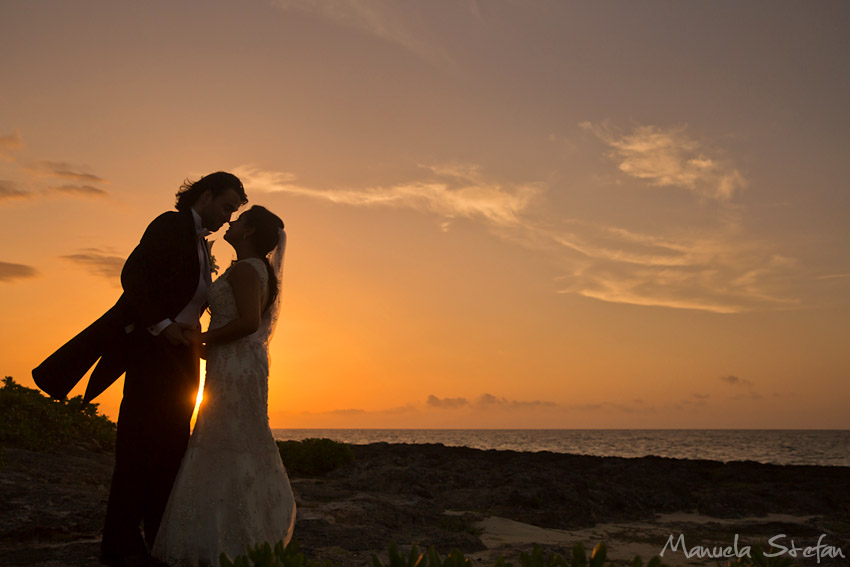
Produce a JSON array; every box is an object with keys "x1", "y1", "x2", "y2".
[
  {"x1": 677, "y1": 393, "x2": 710, "y2": 410},
  {"x1": 474, "y1": 393, "x2": 559, "y2": 410},
  {"x1": 0, "y1": 180, "x2": 31, "y2": 201},
  {"x1": 271, "y1": 392, "x2": 725, "y2": 428},
  {"x1": 46, "y1": 184, "x2": 109, "y2": 197},
  {"x1": 235, "y1": 164, "x2": 538, "y2": 228},
  {"x1": 546, "y1": 121, "x2": 797, "y2": 313},
  {"x1": 720, "y1": 375, "x2": 761, "y2": 400},
  {"x1": 532, "y1": 217, "x2": 799, "y2": 314},
  {"x1": 326, "y1": 408, "x2": 367, "y2": 416},
  {"x1": 427, "y1": 394, "x2": 469, "y2": 409},
  {"x1": 273, "y1": 389, "x2": 782, "y2": 427},
  {"x1": 26, "y1": 161, "x2": 108, "y2": 184},
  {"x1": 424, "y1": 393, "x2": 561, "y2": 411},
  {"x1": 236, "y1": 145, "x2": 796, "y2": 314},
  {"x1": 0, "y1": 130, "x2": 23, "y2": 162},
  {"x1": 60, "y1": 249, "x2": 124, "y2": 280},
  {"x1": 0, "y1": 261, "x2": 38, "y2": 283},
  {"x1": 428, "y1": 393, "x2": 645, "y2": 413},
  {"x1": 269, "y1": 0, "x2": 458, "y2": 69},
  {"x1": 557, "y1": 248, "x2": 799, "y2": 314},
  {"x1": 580, "y1": 122, "x2": 746, "y2": 201},
  {"x1": 1, "y1": 136, "x2": 110, "y2": 203}
]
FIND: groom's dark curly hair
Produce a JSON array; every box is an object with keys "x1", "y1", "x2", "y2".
[{"x1": 175, "y1": 171, "x2": 247, "y2": 211}]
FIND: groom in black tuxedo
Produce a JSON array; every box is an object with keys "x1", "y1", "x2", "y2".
[{"x1": 32, "y1": 172, "x2": 247, "y2": 567}]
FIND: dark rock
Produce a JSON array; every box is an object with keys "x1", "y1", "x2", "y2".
[{"x1": 2, "y1": 442, "x2": 849, "y2": 567}]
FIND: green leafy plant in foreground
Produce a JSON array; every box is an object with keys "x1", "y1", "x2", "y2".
[
  {"x1": 220, "y1": 540, "x2": 332, "y2": 567},
  {"x1": 276, "y1": 437, "x2": 354, "y2": 476},
  {"x1": 372, "y1": 542, "x2": 474, "y2": 567},
  {"x1": 371, "y1": 541, "x2": 661, "y2": 567},
  {"x1": 630, "y1": 555, "x2": 664, "y2": 567},
  {"x1": 225, "y1": 540, "x2": 666, "y2": 567},
  {"x1": 0, "y1": 377, "x2": 116, "y2": 451}
]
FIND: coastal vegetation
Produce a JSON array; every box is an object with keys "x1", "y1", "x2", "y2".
[
  {"x1": 0, "y1": 377, "x2": 116, "y2": 453},
  {"x1": 276, "y1": 437, "x2": 355, "y2": 476},
  {"x1": 372, "y1": 541, "x2": 617, "y2": 567},
  {"x1": 0, "y1": 376, "x2": 354, "y2": 478},
  {"x1": 222, "y1": 540, "x2": 674, "y2": 567}
]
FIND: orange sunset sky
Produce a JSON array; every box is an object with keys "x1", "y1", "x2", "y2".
[{"x1": 1, "y1": 2, "x2": 848, "y2": 429}]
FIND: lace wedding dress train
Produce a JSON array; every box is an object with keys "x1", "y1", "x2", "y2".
[{"x1": 153, "y1": 258, "x2": 296, "y2": 567}]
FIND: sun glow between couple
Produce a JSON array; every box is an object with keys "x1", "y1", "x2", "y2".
[{"x1": 189, "y1": 360, "x2": 207, "y2": 431}]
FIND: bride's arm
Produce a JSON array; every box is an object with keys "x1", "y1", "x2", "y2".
[{"x1": 201, "y1": 262, "x2": 262, "y2": 344}]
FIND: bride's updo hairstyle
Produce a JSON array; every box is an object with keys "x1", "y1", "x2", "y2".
[{"x1": 243, "y1": 205, "x2": 285, "y2": 311}]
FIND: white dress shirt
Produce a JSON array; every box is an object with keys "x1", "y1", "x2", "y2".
[{"x1": 147, "y1": 208, "x2": 210, "y2": 336}]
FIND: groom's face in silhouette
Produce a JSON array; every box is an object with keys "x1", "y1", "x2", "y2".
[{"x1": 195, "y1": 187, "x2": 244, "y2": 232}]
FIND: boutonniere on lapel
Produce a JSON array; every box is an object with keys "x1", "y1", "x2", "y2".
[{"x1": 205, "y1": 240, "x2": 219, "y2": 276}]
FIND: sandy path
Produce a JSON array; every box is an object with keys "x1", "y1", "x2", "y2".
[{"x1": 465, "y1": 512, "x2": 833, "y2": 566}]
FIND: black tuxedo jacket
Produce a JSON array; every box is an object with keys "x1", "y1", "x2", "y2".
[{"x1": 33, "y1": 210, "x2": 203, "y2": 402}]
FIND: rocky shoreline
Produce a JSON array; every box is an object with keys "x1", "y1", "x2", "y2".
[{"x1": 1, "y1": 442, "x2": 848, "y2": 566}]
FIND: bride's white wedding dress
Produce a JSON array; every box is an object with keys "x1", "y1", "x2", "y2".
[{"x1": 153, "y1": 258, "x2": 296, "y2": 567}]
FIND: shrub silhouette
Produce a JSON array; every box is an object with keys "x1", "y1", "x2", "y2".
[
  {"x1": 0, "y1": 377, "x2": 116, "y2": 451},
  {"x1": 276, "y1": 437, "x2": 354, "y2": 476}
]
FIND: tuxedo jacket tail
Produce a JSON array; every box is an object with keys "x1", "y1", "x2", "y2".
[{"x1": 32, "y1": 210, "x2": 204, "y2": 402}]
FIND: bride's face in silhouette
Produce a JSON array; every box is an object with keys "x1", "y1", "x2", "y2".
[{"x1": 223, "y1": 213, "x2": 253, "y2": 247}]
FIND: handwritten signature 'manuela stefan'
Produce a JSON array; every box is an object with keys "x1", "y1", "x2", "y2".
[{"x1": 661, "y1": 534, "x2": 845, "y2": 563}]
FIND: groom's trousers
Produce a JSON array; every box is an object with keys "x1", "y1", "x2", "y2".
[{"x1": 101, "y1": 329, "x2": 199, "y2": 558}]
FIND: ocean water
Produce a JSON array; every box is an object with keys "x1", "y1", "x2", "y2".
[{"x1": 271, "y1": 429, "x2": 850, "y2": 467}]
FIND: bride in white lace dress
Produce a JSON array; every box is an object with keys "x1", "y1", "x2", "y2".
[{"x1": 153, "y1": 206, "x2": 295, "y2": 567}]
